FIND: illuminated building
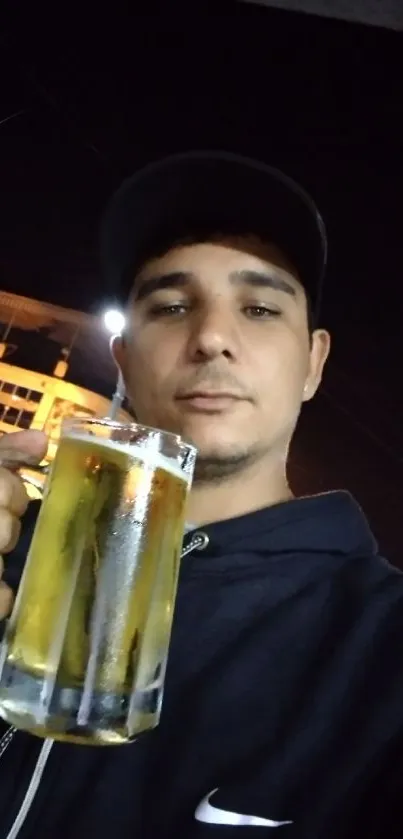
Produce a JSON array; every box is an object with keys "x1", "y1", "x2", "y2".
[{"x1": 0, "y1": 290, "x2": 131, "y2": 495}]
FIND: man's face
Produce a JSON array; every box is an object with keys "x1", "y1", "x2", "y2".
[{"x1": 114, "y1": 238, "x2": 330, "y2": 478}]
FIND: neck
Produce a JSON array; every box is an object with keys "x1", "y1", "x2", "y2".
[{"x1": 185, "y1": 455, "x2": 293, "y2": 528}]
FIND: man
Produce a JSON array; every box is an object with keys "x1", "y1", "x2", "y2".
[{"x1": 0, "y1": 151, "x2": 402, "y2": 838}]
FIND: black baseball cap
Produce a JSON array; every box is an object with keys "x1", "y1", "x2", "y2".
[{"x1": 100, "y1": 150, "x2": 328, "y2": 323}]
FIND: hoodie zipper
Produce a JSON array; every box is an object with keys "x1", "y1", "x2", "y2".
[{"x1": 1, "y1": 531, "x2": 209, "y2": 839}]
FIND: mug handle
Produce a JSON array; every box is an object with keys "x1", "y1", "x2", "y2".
[
  {"x1": 0, "y1": 453, "x2": 49, "y2": 498},
  {"x1": 20, "y1": 468, "x2": 49, "y2": 495}
]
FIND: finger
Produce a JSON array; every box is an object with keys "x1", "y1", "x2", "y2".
[
  {"x1": 0, "y1": 581, "x2": 14, "y2": 620},
  {"x1": 0, "y1": 430, "x2": 48, "y2": 465},
  {"x1": 0, "y1": 467, "x2": 29, "y2": 517},
  {"x1": 0, "y1": 509, "x2": 21, "y2": 554}
]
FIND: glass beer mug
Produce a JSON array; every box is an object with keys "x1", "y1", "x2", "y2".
[{"x1": 0, "y1": 418, "x2": 196, "y2": 745}]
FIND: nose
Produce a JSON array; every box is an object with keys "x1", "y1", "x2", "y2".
[{"x1": 187, "y1": 299, "x2": 240, "y2": 362}]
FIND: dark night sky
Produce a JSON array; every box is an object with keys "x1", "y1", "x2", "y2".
[{"x1": 0, "y1": 4, "x2": 402, "y2": 564}]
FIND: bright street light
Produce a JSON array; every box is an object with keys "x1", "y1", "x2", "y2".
[{"x1": 103, "y1": 309, "x2": 125, "y2": 335}]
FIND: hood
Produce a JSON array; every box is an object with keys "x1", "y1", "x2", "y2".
[{"x1": 184, "y1": 491, "x2": 378, "y2": 570}]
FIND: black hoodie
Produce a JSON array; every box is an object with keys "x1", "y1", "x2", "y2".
[{"x1": 1, "y1": 491, "x2": 403, "y2": 839}]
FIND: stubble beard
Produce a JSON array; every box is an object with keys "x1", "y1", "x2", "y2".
[{"x1": 192, "y1": 446, "x2": 264, "y2": 485}]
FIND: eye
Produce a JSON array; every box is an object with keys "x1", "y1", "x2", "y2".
[
  {"x1": 244, "y1": 305, "x2": 281, "y2": 319},
  {"x1": 148, "y1": 303, "x2": 189, "y2": 318}
]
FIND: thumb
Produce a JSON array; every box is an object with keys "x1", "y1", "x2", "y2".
[{"x1": 0, "y1": 430, "x2": 48, "y2": 467}]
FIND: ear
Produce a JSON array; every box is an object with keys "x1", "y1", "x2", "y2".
[{"x1": 303, "y1": 329, "x2": 331, "y2": 401}]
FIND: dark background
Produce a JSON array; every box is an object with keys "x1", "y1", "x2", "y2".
[{"x1": 0, "y1": 4, "x2": 402, "y2": 564}]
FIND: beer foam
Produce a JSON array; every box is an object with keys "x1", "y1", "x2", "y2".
[{"x1": 62, "y1": 430, "x2": 192, "y2": 484}]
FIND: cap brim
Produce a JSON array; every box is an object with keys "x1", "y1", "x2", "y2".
[{"x1": 100, "y1": 150, "x2": 327, "y2": 320}]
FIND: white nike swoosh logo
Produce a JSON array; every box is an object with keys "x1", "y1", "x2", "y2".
[{"x1": 195, "y1": 788, "x2": 293, "y2": 828}]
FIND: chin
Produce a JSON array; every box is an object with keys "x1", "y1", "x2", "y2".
[{"x1": 181, "y1": 428, "x2": 244, "y2": 459}]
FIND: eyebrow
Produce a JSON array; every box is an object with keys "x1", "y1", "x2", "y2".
[
  {"x1": 133, "y1": 268, "x2": 297, "y2": 302},
  {"x1": 231, "y1": 270, "x2": 297, "y2": 298},
  {"x1": 134, "y1": 272, "x2": 193, "y2": 302}
]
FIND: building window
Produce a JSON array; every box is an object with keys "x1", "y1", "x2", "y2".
[
  {"x1": 0, "y1": 405, "x2": 35, "y2": 429},
  {"x1": 0, "y1": 381, "x2": 42, "y2": 430},
  {"x1": 18, "y1": 410, "x2": 35, "y2": 430},
  {"x1": 0, "y1": 382, "x2": 16, "y2": 394},
  {"x1": 29, "y1": 390, "x2": 43, "y2": 403},
  {"x1": 0, "y1": 382, "x2": 42, "y2": 403}
]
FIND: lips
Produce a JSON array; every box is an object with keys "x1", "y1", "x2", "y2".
[
  {"x1": 177, "y1": 391, "x2": 241, "y2": 400},
  {"x1": 176, "y1": 391, "x2": 245, "y2": 413}
]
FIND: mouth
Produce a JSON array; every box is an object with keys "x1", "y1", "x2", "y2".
[{"x1": 176, "y1": 391, "x2": 245, "y2": 413}]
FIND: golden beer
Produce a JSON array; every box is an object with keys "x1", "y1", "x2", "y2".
[{"x1": 0, "y1": 420, "x2": 195, "y2": 745}]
